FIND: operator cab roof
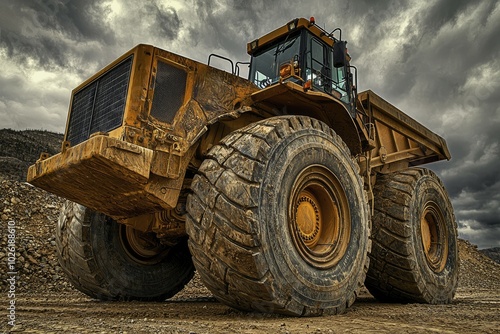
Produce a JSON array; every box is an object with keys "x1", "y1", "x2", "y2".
[{"x1": 247, "y1": 17, "x2": 339, "y2": 55}]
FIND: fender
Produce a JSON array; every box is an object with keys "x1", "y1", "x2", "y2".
[{"x1": 249, "y1": 81, "x2": 363, "y2": 155}]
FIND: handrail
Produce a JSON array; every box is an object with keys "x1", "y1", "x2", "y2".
[
  {"x1": 235, "y1": 61, "x2": 250, "y2": 77},
  {"x1": 208, "y1": 54, "x2": 234, "y2": 74}
]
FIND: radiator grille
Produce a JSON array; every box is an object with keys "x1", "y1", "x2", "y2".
[
  {"x1": 66, "y1": 56, "x2": 133, "y2": 145},
  {"x1": 150, "y1": 61, "x2": 187, "y2": 123}
]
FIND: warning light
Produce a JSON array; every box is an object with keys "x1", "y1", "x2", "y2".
[
  {"x1": 303, "y1": 80, "x2": 312, "y2": 91},
  {"x1": 280, "y1": 64, "x2": 292, "y2": 78}
]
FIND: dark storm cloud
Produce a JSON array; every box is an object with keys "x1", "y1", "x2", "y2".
[
  {"x1": 0, "y1": 71, "x2": 67, "y2": 131},
  {"x1": 120, "y1": 0, "x2": 182, "y2": 41},
  {"x1": 348, "y1": 0, "x2": 499, "y2": 111},
  {"x1": 420, "y1": 0, "x2": 484, "y2": 34},
  {"x1": 346, "y1": 0, "x2": 499, "y2": 199},
  {"x1": 396, "y1": 0, "x2": 500, "y2": 248},
  {"x1": 152, "y1": 4, "x2": 181, "y2": 40},
  {"x1": 186, "y1": 0, "x2": 308, "y2": 61},
  {"x1": 19, "y1": 0, "x2": 115, "y2": 43},
  {"x1": 188, "y1": 0, "x2": 264, "y2": 56},
  {"x1": 0, "y1": 0, "x2": 115, "y2": 71}
]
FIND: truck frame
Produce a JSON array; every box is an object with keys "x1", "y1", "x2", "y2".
[{"x1": 28, "y1": 17, "x2": 458, "y2": 316}]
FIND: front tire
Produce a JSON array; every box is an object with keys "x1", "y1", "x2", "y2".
[
  {"x1": 365, "y1": 168, "x2": 458, "y2": 303},
  {"x1": 186, "y1": 116, "x2": 370, "y2": 316},
  {"x1": 56, "y1": 201, "x2": 195, "y2": 301}
]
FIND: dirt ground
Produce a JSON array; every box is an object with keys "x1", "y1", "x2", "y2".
[
  {"x1": 1, "y1": 181, "x2": 500, "y2": 333},
  {"x1": 2, "y1": 287, "x2": 499, "y2": 333}
]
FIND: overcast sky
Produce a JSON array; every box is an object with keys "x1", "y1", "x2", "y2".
[{"x1": 0, "y1": 0, "x2": 499, "y2": 248}]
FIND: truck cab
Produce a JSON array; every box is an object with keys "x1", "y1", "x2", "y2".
[{"x1": 248, "y1": 18, "x2": 356, "y2": 114}]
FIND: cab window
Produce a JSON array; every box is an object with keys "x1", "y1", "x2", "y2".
[
  {"x1": 249, "y1": 33, "x2": 301, "y2": 88},
  {"x1": 307, "y1": 38, "x2": 329, "y2": 92},
  {"x1": 305, "y1": 33, "x2": 350, "y2": 103},
  {"x1": 331, "y1": 59, "x2": 349, "y2": 103}
]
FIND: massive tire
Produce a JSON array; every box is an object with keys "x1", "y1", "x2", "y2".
[
  {"x1": 365, "y1": 168, "x2": 458, "y2": 303},
  {"x1": 56, "y1": 201, "x2": 194, "y2": 301},
  {"x1": 186, "y1": 116, "x2": 370, "y2": 316}
]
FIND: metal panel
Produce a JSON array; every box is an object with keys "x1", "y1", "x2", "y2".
[
  {"x1": 67, "y1": 56, "x2": 133, "y2": 145},
  {"x1": 358, "y1": 90, "x2": 450, "y2": 173},
  {"x1": 150, "y1": 60, "x2": 187, "y2": 124}
]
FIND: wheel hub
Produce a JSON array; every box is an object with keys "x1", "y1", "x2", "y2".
[
  {"x1": 120, "y1": 225, "x2": 169, "y2": 265},
  {"x1": 296, "y1": 194, "x2": 321, "y2": 246},
  {"x1": 420, "y1": 202, "x2": 448, "y2": 273},
  {"x1": 289, "y1": 166, "x2": 350, "y2": 269}
]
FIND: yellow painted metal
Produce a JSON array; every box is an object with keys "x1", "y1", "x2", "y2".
[
  {"x1": 358, "y1": 90, "x2": 450, "y2": 174},
  {"x1": 27, "y1": 135, "x2": 173, "y2": 220},
  {"x1": 247, "y1": 18, "x2": 343, "y2": 55},
  {"x1": 120, "y1": 225, "x2": 169, "y2": 265},
  {"x1": 28, "y1": 44, "x2": 260, "y2": 222},
  {"x1": 295, "y1": 190, "x2": 322, "y2": 248},
  {"x1": 63, "y1": 45, "x2": 155, "y2": 147},
  {"x1": 289, "y1": 166, "x2": 350, "y2": 269},
  {"x1": 251, "y1": 81, "x2": 364, "y2": 155},
  {"x1": 420, "y1": 201, "x2": 449, "y2": 273}
]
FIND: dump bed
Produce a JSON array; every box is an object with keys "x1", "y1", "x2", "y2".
[{"x1": 358, "y1": 90, "x2": 450, "y2": 174}]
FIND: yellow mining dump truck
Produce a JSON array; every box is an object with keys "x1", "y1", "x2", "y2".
[{"x1": 28, "y1": 18, "x2": 458, "y2": 316}]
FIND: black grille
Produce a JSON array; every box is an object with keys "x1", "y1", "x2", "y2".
[
  {"x1": 150, "y1": 61, "x2": 187, "y2": 123},
  {"x1": 66, "y1": 56, "x2": 133, "y2": 145}
]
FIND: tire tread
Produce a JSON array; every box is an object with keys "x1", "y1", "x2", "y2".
[
  {"x1": 187, "y1": 116, "x2": 370, "y2": 315},
  {"x1": 366, "y1": 168, "x2": 458, "y2": 303}
]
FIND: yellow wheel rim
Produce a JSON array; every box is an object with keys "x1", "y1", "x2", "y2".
[
  {"x1": 289, "y1": 166, "x2": 350, "y2": 269},
  {"x1": 420, "y1": 202, "x2": 448, "y2": 273},
  {"x1": 120, "y1": 225, "x2": 169, "y2": 265}
]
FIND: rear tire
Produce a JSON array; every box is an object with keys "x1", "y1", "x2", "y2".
[
  {"x1": 56, "y1": 201, "x2": 194, "y2": 301},
  {"x1": 186, "y1": 116, "x2": 370, "y2": 316},
  {"x1": 365, "y1": 168, "x2": 458, "y2": 303}
]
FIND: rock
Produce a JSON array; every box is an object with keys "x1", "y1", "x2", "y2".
[
  {"x1": 27, "y1": 255, "x2": 38, "y2": 265},
  {"x1": 480, "y1": 247, "x2": 500, "y2": 264},
  {"x1": 9, "y1": 324, "x2": 24, "y2": 332},
  {"x1": 0, "y1": 179, "x2": 74, "y2": 294}
]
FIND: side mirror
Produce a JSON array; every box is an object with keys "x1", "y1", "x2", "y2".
[{"x1": 333, "y1": 41, "x2": 347, "y2": 68}]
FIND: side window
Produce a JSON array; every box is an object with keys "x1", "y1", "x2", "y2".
[
  {"x1": 309, "y1": 38, "x2": 330, "y2": 92},
  {"x1": 254, "y1": 70, "x2": 272, "y2": 88},
  {"x1": 330, "y1": 50, "x2": 349, "y2": 103}
]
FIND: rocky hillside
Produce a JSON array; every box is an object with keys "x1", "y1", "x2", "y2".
[
  {"x1": 0, "y1": 129, "x2": 63, "y2": 182},
  {"x1": 0, "y1": 180, "x2": 71, "y2": 293},
  {"x1": 480, "y1": 247, "x2": 500, "y2": 264}
]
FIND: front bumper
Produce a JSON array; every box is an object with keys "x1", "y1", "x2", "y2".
[{"x1": 27, "y1": 135, "x2": 175, "y2": 220}]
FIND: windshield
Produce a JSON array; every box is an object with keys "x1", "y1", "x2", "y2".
[{"x1": 249, "y1": 33, "x2": 301, "y2": 88}]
